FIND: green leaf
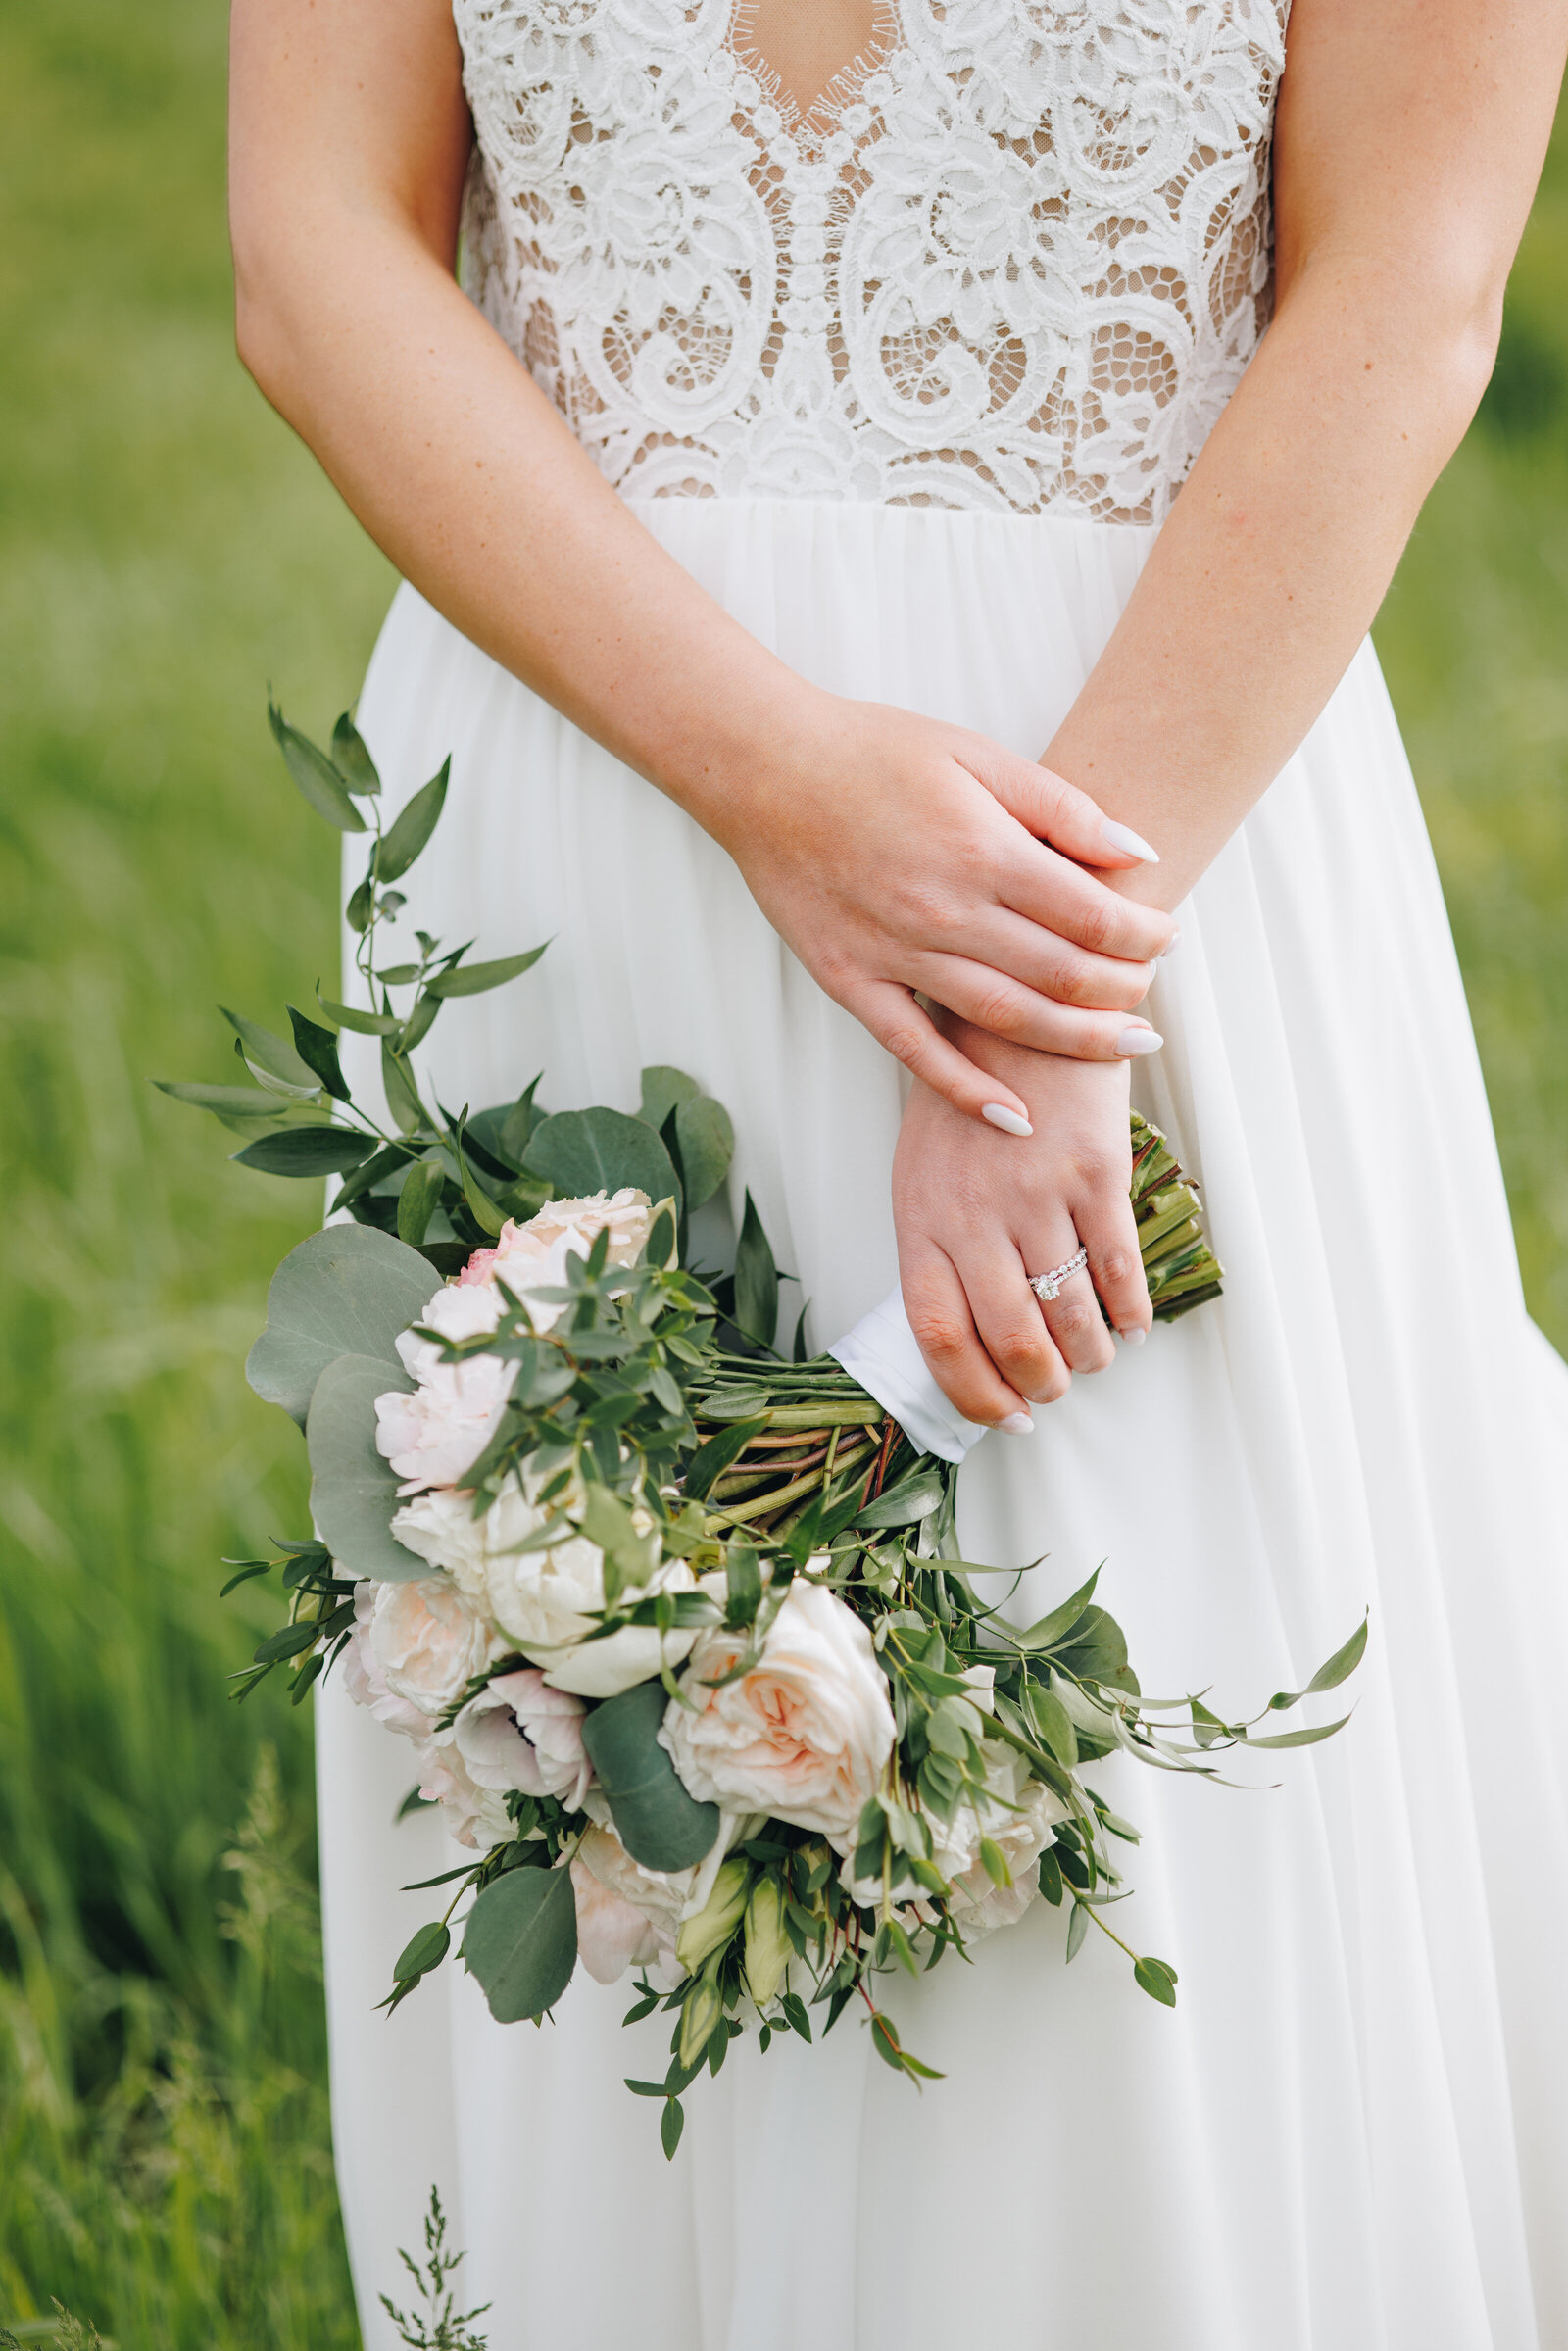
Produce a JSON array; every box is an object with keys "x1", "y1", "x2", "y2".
[
  {"x1": 978, "y1": 1837, "x2": 1011, "y2": 1888},
  {"x1": 1134, "y1": 1955, "x2": 1178, "y2": 2007},
  {"x1": 856, "y1": 1467, "x2": 943, "y2": 1530},
  {"x1": 399, "y1": 990, "x2": 441, "y2": 1053},
  {"x1": 316, "y1": 990, "x2": 401, "y2": 1036},
  {"x1": 331, "y1": 710, "x2": 380, "y2": 794},
  {"x1": 394, "y1": 1921, "x2": 451, "y2": 1981},
  {"x1": 732, "y1": 1190, "x2": 778, "y2": 1348},
  {"x1": 231, "y1": 1125, "x2": 376, "y2": 1177},
  {"x1": 1037, "y1": 1845, "x2": 1064, "y2": 1906},
  {"x1": 683, "y1": 1414, "x2": 769, "y2": 1502},
  {"x1": 1025, "y1": 1680, "x2": 1079, "y2": 1769},
  {"x1": 219, "y1": 1006, "x2": 319, "y2": 1091},
  {"x1": 1065, "y1": 1901, "x2": 1089, "y2": 1963},
  {"x1": 1245, "y1": 1712, "x2": 1353, "y2": 1751},
  {"x1": 269, "y1": 700, "x2": 367, "y2": 831},
  {"x1": 152, "y1": 1080, "x2": 287, "y2": 1120},
  {"x1": 247, "y1": 1222, "x2": 436, "y2": 1427},
  {"x1": 1267, "y1": 1616, "x2": 1369, "y2": 1712},
  {"x1": 374, "y1": 759, "x2": 450, "y2": 883},
  {"x1": 461, "y1": 1865, "x2": 578, "y2": 2024},
  {"x1": 637, "y1": 1066, "x2": 701, "y2": 1133},
  {"x1": 673, "y1": 1096, "x2": 734, "y2": 1211},
  {"x1": 1052, "y1": 1605, "x2": 1133, "y2": 1690},
  {"x1": 286, "y1": 1005, "x2": 351, "y2": 1102},
  {"x1": 522, "y1": 1106, "x2": 680, "y2": 1214},
  {"x1": 580, "y1": 1681, "x2": 721, "y2": 1872},
  {"x1": 397, "y1": 1158, "x2": 445, "y2": 1248},
  {"x1": 306, "y1": 1352, "x2": 426, "y2": 1581},
  {"x1": 499, "y1": 1077, "x2": 546, "y2": 1167},
  {"x1": 345, "y1": 876, "x2": 375, "y2": 934},
  {"x1": 425, "y1": 944, "x2": 549, "y2": 998},
  {"x1": 330, "y1": 1139, "x2": 417, "y2": 1211},
  {"x1": 1010, "y1": 1571, "x2": 1101, "y2": 1653},
  {"x1": 381, "y1": 1040, "x2": 426, "y2": 1135},
  {"x1": 661, "y1": 2096, "x2": 686, "y2": 2161}
]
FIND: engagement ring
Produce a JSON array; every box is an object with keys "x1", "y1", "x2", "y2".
[{"x1": 1028, "y1": 1247, "x2": 1089, "y2": 1303}]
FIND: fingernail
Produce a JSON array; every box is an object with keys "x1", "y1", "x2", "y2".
[
  {"x1": 981, "y1": 1102, "x2": 1034, "y2": 1137},
  {"x1": 1102, "y1": 818, "x2": 1159, "y2": 864},
  {"x1": 1117, "y1": 1027, "x2": 1163, "y2": 1057},
  {"x1": 1159, "y1": 926, "x2": 1181, "y2": 957},
  {"x1": 1118, "y1": 1325, "x2": 1147, "y2": 1347},
  {"x1": 997, "y1": 1411, "x2": 1035, "y2": 1435}
]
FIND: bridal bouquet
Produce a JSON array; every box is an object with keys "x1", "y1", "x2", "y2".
[{"x1": 162, "y1": 704, "x2": 1361, "y2": 2154}]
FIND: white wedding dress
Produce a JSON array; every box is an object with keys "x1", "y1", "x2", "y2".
[{"x1": 314, "y1": 3, "x2": 1568, "y2": 2343}]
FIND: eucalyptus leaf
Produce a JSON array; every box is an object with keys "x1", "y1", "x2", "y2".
[
  {"x1": 499, "y1": 1076, "x2": 545, "y2": 1166},
  {"x1": 581, "y1": 1681, "x2": 721, "y2": 1871},
  {"x1": 397, "y1": 1158, "x2": 445, "y2": 1248},
  {"x1": 269, "y1": 700, "x2": 367, "y2": 832},
  {"x1": 461, "y1": 1865, "x2": 578, "y2": 2024},
  {"x1": 1133, "y1": 1955, "x2": 1178, "y2": 2007},
  {"x1": 1009, "y1": 1571, "x2": 1101, "y2": 1653},
  {"x1": 1065, "y1": 1901, "x2": 1089, "y2": 1963},
  {"x1": 522, "y1": 1106, "x2": 681, "y2": 1214},
  {"x1": 1245, "y1": 1712, "x2": 1353, "y2": 1751},
  {"x1": 674, "y1": 1096, "x2": 735, "y2": 1210},
  {"x1": 246, "y1": 1222, "x2": 436, "y2": 1427},
  {"x1": 219, "y1": 1006, "x2": 318, "y2": 1091},
  {"x1": 732, "y1": 1190, "x2": 778, "y2": 1348},
  {"x1": 1267, "y1": 1616, "x2": 1369, "y2": 1712},
  {"x1": 231, "y1": 1125, "x2": 376, "y2": 1177},
  {"x1": 638, "y1": 1065, "x2": 701, "y2": 1133},
  {"x1": 306, "y1": 1351, "x2": 425, "y2": 1580},
  {"x1": 426, "y1": 944, "x2": 549, "y2": 999},
  {"x1": 381, "y1": 1040, "x2": 426, "y2": 1135},
  {"x1": 316, "y1": 990, "x2": 401, "y2": 1037},
  {"x1": 286, "y1": 1005, "x2": 351, "y2": 1102},
  {"x1": 374, "y1": 759, "x2": 450, "y2": 883},
  {"x1": 330, "y1": 710, "x2": 380, "y2": 794},
  {"x1": 856, "y1": 1468, "x2": 944, "y2": 1530},
  {"x1": 153, "y1": 1080, "x2": 286, "y2": 1120}
]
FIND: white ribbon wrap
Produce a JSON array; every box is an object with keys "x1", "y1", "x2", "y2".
[{"x1": 827, "y1": 1285, "x2": 990, "y2": 1466}]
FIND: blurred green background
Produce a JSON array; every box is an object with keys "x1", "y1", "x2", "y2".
[{"x1": 0, "y1": 2, "x2": 1562, "y2": 2340}]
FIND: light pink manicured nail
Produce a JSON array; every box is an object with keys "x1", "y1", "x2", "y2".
[
  {"x1": 1117, "y1": 1027, "x2": 1163, "y2": 1057},
  {"x1": 1102, "y1": 818, "x2": 1160, "y2": 864},
  {"x1": 997, "y1": 1411, "x2": 1035, "y2": 1435},
  {"x1": 982, "y1": 1102, "x2": 1034, "y2": 1137},
  {"x1": 1119, "y1": 1325, "x2": 1148, "y2": 1346},
  {"x1": 1160, "y1": 926, "x2": 1181, "y2": 957}
]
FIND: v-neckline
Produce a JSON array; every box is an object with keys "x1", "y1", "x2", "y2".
[{"x1": 720, "y1": 0, "x2": 902, "y2": 156}]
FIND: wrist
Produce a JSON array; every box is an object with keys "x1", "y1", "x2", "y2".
[{"x1": 647, "y1": 659, "x2": 842, "y2": 855}]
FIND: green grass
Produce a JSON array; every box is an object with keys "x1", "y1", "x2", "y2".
[{"x1": 0, "y1": 2, "x2": 1562, "y2": 2340}]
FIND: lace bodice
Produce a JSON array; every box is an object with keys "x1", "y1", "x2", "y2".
[{"x1": 455, "y1": 0, "x2": 1288, "y2": 519}]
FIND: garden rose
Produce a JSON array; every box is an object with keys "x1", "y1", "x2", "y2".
[
  {"x1": 485, "y1": 1511, "x2": 700, "y2": 1699},
  {"x1": 391, "y1": 1480, "x2": 538, "y2": 1609},
  {"x1": 368, "y1": 1576, "x2": 499, "y2": 1718},
  {"x1": 661, "y1": 1578, "x2": 896, "y2": 1853},
  {"x1": 570, "y1": 1821, "x2": 691, "y2": 1982},
  {"x1": 410, "y1": 1733, "x2": 514, "y2": 1851},
  {"x1": 375, "y1": 1346, "x2": 516, "y2": 1494},
  {"x1": 450, "y1": 1668, "x2": 592, "y2": 1809},
  {"x1": 340, "y1": 1582, "x2": 429, "y2": 1739}
]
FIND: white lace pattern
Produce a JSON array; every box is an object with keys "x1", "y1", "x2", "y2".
[{"x1": 455, "y1": 0, "x2": 1288, "y2": 519}]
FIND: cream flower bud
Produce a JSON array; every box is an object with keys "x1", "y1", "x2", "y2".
[
  {"x1": 674, "y1": 1856, "x2": 751, "y2": 1975},
  {"x1": 742, "y1": 1874, "x2": 791, "y2": 2006}
]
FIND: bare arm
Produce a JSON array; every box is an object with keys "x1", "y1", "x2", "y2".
[
  {"x1": 900, "y1": 0, "x2": 1568, "y2": 1424},
  {"x1": 227, "y1": 0, "x2": 1175, "y2": 1133}
]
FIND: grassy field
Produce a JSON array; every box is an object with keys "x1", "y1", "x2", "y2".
[{"x1": 0, "y1": 3, "x2": 1563, "y2": 2341}]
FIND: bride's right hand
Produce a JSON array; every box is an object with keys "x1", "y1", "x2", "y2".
[{"x1": 699, "y1": 689, "x2": 1176, "y2": 1130}]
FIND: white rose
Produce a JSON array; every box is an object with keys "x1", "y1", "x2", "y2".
[
  {"x1": 374, "y1": 1328, "x2": 516, "y2": 1494},
  {"x1": 391, "y1": 1480, "x2": 537, "y2": 1609},
  {"x1": 411, "y1": 1732, "x2": 514, "y2": 1851},
  {"x1": 661, "y1": 1579, "x2": 895, "y2": 1853},
  {"x1": 368, "y1": 1576, "x2": 499, "y2": 1718},
  {"x1": 450, "y1": 1667, "x2": 592, "y2": 1810},
  {"x1": 340, "y1": 1582, "x2": 430, "y2": 1739},
  {"x1": 428, "y1": 1191, "x2": 655, "y2": 1343},
  {"x1": 839, "y1": 1748, "x2": 1067, "y2": 1937},
  {"x1": 485, "y1": 1515, "x2": 699, "y2": 1700},
  {"x1": 569, "y1": 1822, "x2": 689, "y2": 1984}
]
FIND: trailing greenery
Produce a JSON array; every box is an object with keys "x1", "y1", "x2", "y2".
[{"x1": 0, "y1": 0, "x2": 1560, "y2": 2333}]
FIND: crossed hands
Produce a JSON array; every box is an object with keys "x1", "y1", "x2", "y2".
[{"x1": 709, "y1": 695, "x2": 1177, "y2": 1427}]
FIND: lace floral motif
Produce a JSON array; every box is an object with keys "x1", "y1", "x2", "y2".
[{"x1": 455, "y1": 0, "x2": 1288, "y2": 519}]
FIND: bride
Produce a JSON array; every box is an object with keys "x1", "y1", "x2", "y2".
[{"x1": 229, "y1": 1, "x2": 1568, "y2": 2343}]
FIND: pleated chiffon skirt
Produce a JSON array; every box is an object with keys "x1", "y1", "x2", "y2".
[{"x1": 317, "y1": 498, "x2": 1568, "y2": 2351}]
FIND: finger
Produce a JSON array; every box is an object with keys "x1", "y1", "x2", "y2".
[
  {"x1": 1027, "y1": 1253, "x2": 1116, "y2": 1376},
  {"x1": 913, "y1": 956, "x2": 1163, "y2": 1064},
  {"x1": 997, "y1": 845, "x2": 1175, "y2": 963},
  {"x1": 901, "y1": 1247, "x2": 1036, "y2": 1429},
  {"x1": 952, "y1": 1244, "x2": 1073, "y2": 1408},
  {"x1": 1075, "y1": 1187, "x2": 1152, "y2": 1344},
  {"x1": 959, "y1": 742, "x2": 1162, "y2": 871},
  {"x1": 853, "y1": 980, "x2": 1037, "y2": 1133},
  {"x1": 970, "y1": 908, "x2": 1156, "y2": 1012}
]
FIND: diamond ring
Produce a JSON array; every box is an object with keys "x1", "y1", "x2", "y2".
[{"x1": 1028, "y1": 1246, "x2": 1089, "y2": 1303}]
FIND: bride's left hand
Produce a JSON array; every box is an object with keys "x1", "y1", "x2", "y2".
[{"x1": 892, "y1": 1018, "x2": 1152, "y2": 1426}]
